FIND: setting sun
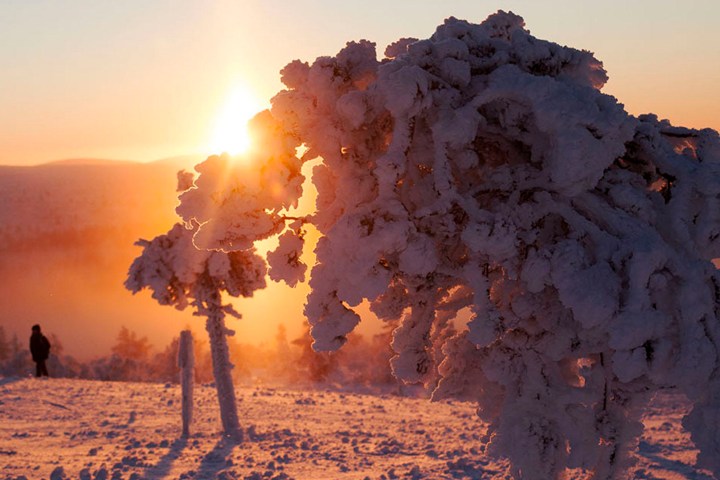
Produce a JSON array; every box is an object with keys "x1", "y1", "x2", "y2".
[{"x1": 209, "y1": 86, "x2": 264, "y2": 156}]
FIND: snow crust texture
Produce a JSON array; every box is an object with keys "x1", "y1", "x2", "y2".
[
  {"x1": 0, "y1": 378, "x2": 712, "y2": 480},
  {"x1": 154, "y1": 10, "x2": 719, "y2": 479}
]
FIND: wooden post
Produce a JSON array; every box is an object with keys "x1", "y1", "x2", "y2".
[{"x1": 178, "y1": 330, "x2": 194, "y2": 438}]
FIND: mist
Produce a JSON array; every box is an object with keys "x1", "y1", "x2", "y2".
[{"x1": 1, "y1": 158, "x2": 206, "y2": 360}]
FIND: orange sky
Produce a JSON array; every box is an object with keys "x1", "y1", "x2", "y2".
[
  {"x1": 1, "y1": 2, "x2": 718, "y2": 359},
  {"x1": 0, "y1": 157, "x2": 388, "y2": 360},
  {"x1": 1, "y1": 1, "x2": 718, "y2": 166}
]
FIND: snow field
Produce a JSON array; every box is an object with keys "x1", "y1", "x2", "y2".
[{"x1": 0, "y1": 378, "x2": 712, "y2": 479}]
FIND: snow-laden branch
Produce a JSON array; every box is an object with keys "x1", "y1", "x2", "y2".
[{"x1": 140, "y1": 10, "x2": 719, "y2": 478}]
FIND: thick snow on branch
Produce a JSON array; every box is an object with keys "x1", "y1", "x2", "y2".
[
  {"x1": 125, "y1": 223, "x2": 266, "y2": 317},
  {"x1": 171, "y1": 10, "x2": 720, "y2": 479},
  {"x1": 176, "y1": 111, "x2": 304, "y2": 252},
  {"x1": 267, "y1": 226, "x2": 307, "y2": 287}
]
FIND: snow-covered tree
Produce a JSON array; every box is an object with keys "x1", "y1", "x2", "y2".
[
  {"x1": 112, "y1": 326, "x2": 151, "y2": 362},
  {"x1": 1, "y1": 333, "x2": 32, "y2": 377},
  {"x1": 138, "y1": 11, "x2": 719, "y2": 478},
  {"x1": 125, "y1": 222, "x2": 266, "y2": 440},
  {"x1": 0, "y1": 326, "x2": 9, "y2": 363},
  {"x1": 291, "y1": 323, "x2": 338, "y2": 383}
]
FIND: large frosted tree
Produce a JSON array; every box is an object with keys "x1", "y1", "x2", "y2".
[{"x1": 138, "y1": 11, "x2": 720, "y2": 478}]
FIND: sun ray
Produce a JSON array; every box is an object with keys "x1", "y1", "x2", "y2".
[{"x1": 209, "y1": 85, "x2": 264, "y2": 157}]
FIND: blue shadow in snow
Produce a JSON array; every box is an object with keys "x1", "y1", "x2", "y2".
[
  {"x1": 141, "y1": 438, "x2": 188, "y2": 480},
  {"x1": 637, "y1": 440, "x2": 714, "y2": 480}
]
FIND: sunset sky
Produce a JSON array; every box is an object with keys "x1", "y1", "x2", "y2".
[
  {"x1": 1, "y1": 0, "x2": 718, "y2": 166},
  {"x1": 1, "y1": 1, "x2": 719, "y2": 359}
]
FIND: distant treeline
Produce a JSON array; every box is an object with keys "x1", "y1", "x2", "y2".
[{"x1": 0, "y1": 324, "x2": 409, "y2": 394}]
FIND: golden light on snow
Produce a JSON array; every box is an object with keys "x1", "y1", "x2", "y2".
[{"x1": 208, "y1": 85, "x2": 263, "y2": 156}]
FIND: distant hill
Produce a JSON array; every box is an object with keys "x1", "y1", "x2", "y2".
[
  {"x1": 42, "y1": 154, "x2": 203, "y2": 168},
  {"x1": 42, "y1": 158, "x2": 138, "y2": 166},
  {"x1": 0, "y1": 156, "x2": 202, "y2": 249},
  {"x1": 0, "y1": 154, "x2": 319, "y2": 361},
  {"x1": 0, "y1": 158, "x2": 202, "y2": 359}
]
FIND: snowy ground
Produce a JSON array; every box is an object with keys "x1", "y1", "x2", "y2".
[{"x1": 0, "y1": 377, "x2": 713, "y2": 480}]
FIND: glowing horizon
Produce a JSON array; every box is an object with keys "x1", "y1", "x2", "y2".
[{"x1": 0, "y1": 1, "x2": 718, "y2": 166}]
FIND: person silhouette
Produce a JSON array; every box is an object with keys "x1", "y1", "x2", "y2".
[{"x1": 29, "y1": 324, "x2": 51, "y2": 377}]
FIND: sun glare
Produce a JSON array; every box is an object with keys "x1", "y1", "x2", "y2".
[{"x1": 209, "y1": 86, "x2": 264, "y2": 156}]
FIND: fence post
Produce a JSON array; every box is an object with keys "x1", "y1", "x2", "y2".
[{"x1": 178, "y1": 330, "x2": 194, "y2": 438}]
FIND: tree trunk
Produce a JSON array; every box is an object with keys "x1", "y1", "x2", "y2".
[{"x1": 205, "y1": 310, "x2": 242, "y2": 440}]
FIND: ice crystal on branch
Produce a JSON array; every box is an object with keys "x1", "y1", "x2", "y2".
[{"x1": 143, "y1": 10, "x2": 719, "y2": 479}]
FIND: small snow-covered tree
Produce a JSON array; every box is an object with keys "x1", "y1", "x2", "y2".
[
  {"x1": 0, "y1": 326, "x2": 9, "y2": 363},
  {"x1": 291, "y1": 323, "x2": 338, "y2": 383},
  {"x1": 112, "y1": 326, "x2": 151, "y2": 361},
  {"x1": 1, "y1": 334, "x2": 31, "y2": 377},
  {"x1": 149, "y1": 335, "x2": 181, "y2": 382},
  {"x1": 125, "y1": 222, "x2": 266, "y2": 440},
  {"x1": 135, "y1": 10, "x2": 720, "y2": 478}
]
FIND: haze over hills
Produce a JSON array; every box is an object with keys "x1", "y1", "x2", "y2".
[
  {"x1": 0, "y1": 158, "x2": 195, "y2": 247},
  {"x1": 0, "y1": 155, "x2": 381, "y2": 362},
  {"x1": 0, "y1": 157, "x2": 206, "y2": 359}
]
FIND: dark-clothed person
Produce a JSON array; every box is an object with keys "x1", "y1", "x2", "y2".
[{"x1": 29, "y1": 324, "x2": 51, "y2": 377}]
